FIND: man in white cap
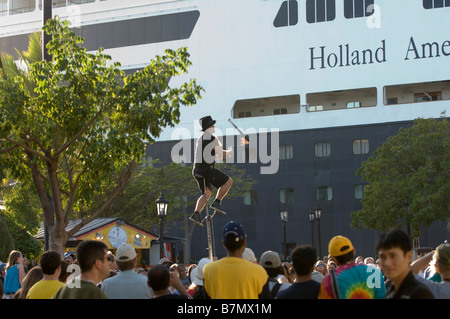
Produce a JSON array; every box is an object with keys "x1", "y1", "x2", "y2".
[{"x1": 101, "y1": 244, "x2": 153, "y2": 299}]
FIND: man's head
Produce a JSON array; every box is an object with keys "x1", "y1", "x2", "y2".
[
  {"x1": 76, "y1": 240, "x2": 109, "y2": 280},
  {"x1": 328, "y1": 235, "x2": 355, "y2": 265},
  {"x1": 222, "y1": 221, "x2": 247, "y2": 253},
  {"x1": 290, "y1": 245, "x2": 317, "y2": 276},
  {"x1": 147, "y1": 264, "x2": 170, "y2": 292},
  {"x1": 115, "y1": 244, "x2": 137, "y2": 271},
  {"x1": 199, "y1": 115, "x2": 216, "y2": 132},
  {"x1": 260, "y1": 250, "x2": 282, "y2": 278},
  {"x1": 375, "y1": 229, "x2": 412, "y2": 283},
  {"x1": 39, "y1": 250, "x2": 62, "y2": 276}
]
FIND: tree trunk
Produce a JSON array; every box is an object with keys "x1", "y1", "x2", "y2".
[{"x1": 49, "y1": 222, "x2": 69, "y2": 257}]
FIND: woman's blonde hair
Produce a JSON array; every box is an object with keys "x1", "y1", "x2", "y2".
[
  {"x1": 13, "y1": 266, "x2": 44, "y2": 299},
  {"x1": 6, "y1": 250, "x2": 22, "y2": 270}
]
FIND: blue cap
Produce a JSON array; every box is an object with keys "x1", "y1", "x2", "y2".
[{"x1": 222, "y1": 221, "x2": 246, "y2": 243}]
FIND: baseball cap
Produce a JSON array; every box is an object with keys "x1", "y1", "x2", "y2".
[
  {"x1": 222, "y1": 221, "x2": 246, "y2": 243},
  {"x1": 191, "y1": 257, "x2": 212, "y2": 286},
  {"x1": 116, "y1": 244, "x2": 137, "y2": 262},
  {"x1": 242, "y1": 248, "x2": 257, "y2": 263},
  {"x1": 328, "y1": 235, "x2": 354, "y2": 257},
  {"x1": 260, "y1": 250, "x2": 281, "y2": 269},
  {"x1": 434, "y1": 243, "x2": 450, "y2": 266}
]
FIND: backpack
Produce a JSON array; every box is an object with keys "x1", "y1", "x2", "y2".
[{"x1": 269, "y1": 279, "x2": 282, "y2": 299}]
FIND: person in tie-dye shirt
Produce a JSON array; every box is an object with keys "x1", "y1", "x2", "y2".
[{"x1": 318, "y1": 235, "x2": 386, "y2": 299}]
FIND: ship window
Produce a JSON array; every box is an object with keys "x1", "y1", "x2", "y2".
[
  {"x1": 238, "y1": 111, "x2": 252, "y2": 118},
  {"x1": 10, "y1": 0, "x2": 35, "y2": 14},
  {"x1": 347, "y1": 101, "x2": 361, "y2": 108},
  {"x1": 38, "y1": 0, "x2": 66, "y2": 9},
  {"x1": 280, "y1": 188, "x2": 295, "y2": 204},
  {"x1": 274, "y1": 0, "x2": 298, "y2": 27},
  {"x1": 274, "y1": 108, "x2": 288, "y2": 115},
  {"x1": 306, "y1": 0, "x2": 336, "y2": 23},
  {"x1": 243, "y1": 190, "x2": 258, "y2": 205},
  {"x1": 344, "y1": 0, "x2": 375, "y2": 19},
  {"x1": 232, "y1": 95, "x2": 300, "y2": 119},
  {"x1": 279, "y1": 145, "x2": 293, "y2": 160},
  {"x1": 353, "y1": 139, "x2": 369, "y2": 155},
  {"x1": 306, "y1": 87, "x2": 376, "y2": 112},
  {"x1": 314, "y1": 142, "x2": 331, "y2": 157},
  {"x1": 385, "y1": 81, "x2": 449, "y2": 105},
  {"x1": 387, "y1": 98, "x2": 398, "y2": 105},
  {"x1": 0, "y1": 0, "x2": 7, "y2": 16},
  {"x1": 316, "y1": 186, "x2": 332, "y2": 201},
  {"x1": 69, "y1": 0, "x2": 96, "y2": 4},
  {"x1": 423, "y1": 0, "x2": 450, "y2": 9},
  {"x1": 355, "y1": 184, "x2": 365, "y2": 199},
  {"x1": 308, "y1": 105, "x2": 323, "y2": 112},
  {"x1": 414, "y1": 91, "x2": 441, "y2": 102}
]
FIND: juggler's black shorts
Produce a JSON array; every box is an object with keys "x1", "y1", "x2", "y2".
[{"x1": 193, "y1": 168, "x2": 230, "y2": 194}]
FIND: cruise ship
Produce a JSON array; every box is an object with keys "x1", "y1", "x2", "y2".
[{"x1": 1, "y1": 0, "x2": 449, "y2": 261}]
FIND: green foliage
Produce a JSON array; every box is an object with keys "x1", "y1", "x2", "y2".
[
  {"x1": 352, "y1": 117, "x2": 450, "y2": 237},
  {"x1": 0, "y1": 212, "x2": 43, "y2": 261},
  {"x1": 0, "y1": 16, "x2": 203, "y2": 253}
]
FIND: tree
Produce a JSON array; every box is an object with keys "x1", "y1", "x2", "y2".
[
  {"x1": 103, "y1": 161, "x2": 258, "y2": 263},
  {"x1": 0, "y1": 179, "x2": 43, "y2": 261},
  {"x1": 351, "y1": 117, "x2": 450, "y2": 238},
  {"x1": 0, "y1": 17, "x2": 203, "y2": 256}
]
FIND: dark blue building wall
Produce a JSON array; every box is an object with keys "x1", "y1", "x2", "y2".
[{"x1": 147, "y1": 120, "x2": 448, "y2": 262}]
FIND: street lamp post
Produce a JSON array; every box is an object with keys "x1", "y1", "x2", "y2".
[
  {"x1": 156, "y1": 192, "x2": 168, "y2": 259},
  {"x1": 308, "y1": 210, "x2": 315, "y2": 248},
  {"x1": 314, "y1": 203, "x2": 322, "y2": 259},
  {"x1": 280, "y1": 209, "x2": 288, "y2": 261}
]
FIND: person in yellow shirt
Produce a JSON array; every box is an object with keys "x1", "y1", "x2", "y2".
[
  {"x1": 203, "y1": 221, "x2": 269, "y2": 299},
  {"x1": 27, "y1": 250, "x2": 64, "y2": 299}
]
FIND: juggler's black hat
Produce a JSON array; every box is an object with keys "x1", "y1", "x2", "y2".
[{"x1": 199, "y1": 115, "x2": 216, "y2": 131}]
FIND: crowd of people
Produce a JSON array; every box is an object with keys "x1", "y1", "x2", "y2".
[{"x1": 0, "y1": 220, "x2": 449, "y2": 300}]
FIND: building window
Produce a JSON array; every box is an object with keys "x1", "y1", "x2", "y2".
[
  {"x1": 274, "y1": 0, "x2": 298, "y2": 27},
  {"x1": 241, "y1": 147, "x2": 258, "y2": 164},
  {"x1": 306, "y1": 0, "x2": 336, "y2": 23},
  {"x1": 243, "y1": 190, "x2": 258, "y2": 205},
  {"x1": 280, "y1": 188, "x2": 295, "y2": 204},
  {"x1": 279, "y1": 145, "x2": 294, "y2": 160},
  {"x1": 316, "y1": 186, "x2": 332, "y2": 201},
  {"x1": 314, "y1": 142, "x2": 331, "y2": 157},
  {"x1": 354, "y1": 184, "x2": 365, "y2": 199},
  {"x1": 423, "y1": 0, "x2": 450, "y2": 9},
  {"x1": 171, "y1": 152, "x2": 187, "y2": 166},
  {"x1": 141, "y1": 155, "x2": 153, "y2": 167},
  {"x1": 353, "y1": 139, "x2": 369, "y2": 154},
  {"x1": 344, "y1": 0, "x2": 375, "y2": 19}
]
